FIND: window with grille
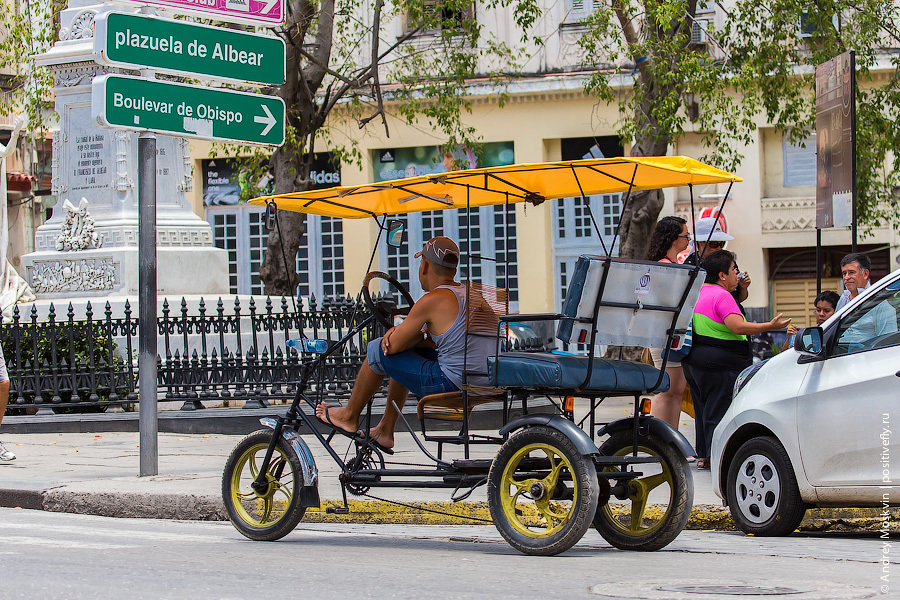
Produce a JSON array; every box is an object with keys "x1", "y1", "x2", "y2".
[
  {"x1": 405, "y1": 0, "x2": 474, "y2": 34},
  {"x1": 212, "y1": 212, "x2": 239, "y2": 292},
  {"x1": 208, "y1": 205, "x2": 344, "y2": 299},
  {"x1": 564, "y1": 0, "x2": 594, "y2": 24},
  {"x1": 783, "y1": 132, "x2": 817, "y2": 187},
  {"x1": 377, "y1": 206, "x2": 519, "y2": 308},
  {"x1": 457, "y1": 209, "x2": 483, "y2": 284}
]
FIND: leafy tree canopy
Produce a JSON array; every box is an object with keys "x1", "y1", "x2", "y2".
[{"x1": 578, "y1": 0, "x2": 900, "y2": 257}]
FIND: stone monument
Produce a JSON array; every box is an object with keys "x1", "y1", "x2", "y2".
[{"x1": 20, "y1": 0, "x2": 228, "y2": 299}]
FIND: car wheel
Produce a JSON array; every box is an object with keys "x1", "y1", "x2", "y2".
[{"x1": 725, "y1": 436, "x2": 806, "y2": 536}]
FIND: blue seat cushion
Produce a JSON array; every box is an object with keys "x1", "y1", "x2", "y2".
[{"x1": 487, "y1": 352, "x2": 669, "y2": 393}]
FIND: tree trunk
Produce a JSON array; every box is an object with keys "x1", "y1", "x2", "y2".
[
  {"x1": 259, "y1": 210, "x2": 305, "y2": 296},
  {"x1": 605, "y1": 99, "x2": 671, "y2": 362}
]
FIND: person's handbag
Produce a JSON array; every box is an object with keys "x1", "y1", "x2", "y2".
[
  {"x1": 681, "y1": 386, "x2": 694, "y2": 418},
  {"x1": 667, "y1": 322, "x2": 693, "y2": 362}
]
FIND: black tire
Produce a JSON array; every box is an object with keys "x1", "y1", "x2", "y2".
[
  {"x1": 487, "y1": 426, "x2": 599, "y2": 556},
  {"x1": 725, "y1": 436, "x2": 806, "y2": 536},
  {"x1": 593, "y1": 431, "x2": 693, "y2": 551},
  {"x1": 222, "y1": 429, "x2": 307, "y2": 541}
]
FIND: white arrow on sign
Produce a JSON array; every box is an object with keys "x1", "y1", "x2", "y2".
[
  {"x1": 260, "y1": 0, "x2": 279, "y2": 14},
  {"x1": 254, "y1": 104, "x2": 277, "y2": 136}
]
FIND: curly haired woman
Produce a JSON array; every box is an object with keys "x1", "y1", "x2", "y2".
[{"x1": 644, "y1": 216, "x2": 691, "y2": 429}]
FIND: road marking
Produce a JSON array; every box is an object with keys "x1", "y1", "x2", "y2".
[
  {"x1": 0, "y1": 522, "x2": 227, "y2": 544},
  {"x1": 3, "y1": 535, "x2": 134, "y2": 550}
]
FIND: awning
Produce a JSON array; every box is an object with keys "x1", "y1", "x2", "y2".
[
  {"x1": 6, "y1": 171, "x2": 36, "y2": 193},
  {"x1": 250, "y1": 156, "x2": 742, "y2": 219}
]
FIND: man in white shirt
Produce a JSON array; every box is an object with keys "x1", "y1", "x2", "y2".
[{"x1": 836, "y1": 253, "x2": 871, "y2": 311}]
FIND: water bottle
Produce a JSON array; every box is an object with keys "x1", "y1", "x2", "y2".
[{"x1": 286, "y1": 338, "x2": 328, "y2": 353}]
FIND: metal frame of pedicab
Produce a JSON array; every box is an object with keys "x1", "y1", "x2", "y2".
[{"x1": 221, "y1": 156, "x2": 741, "y2": 555}]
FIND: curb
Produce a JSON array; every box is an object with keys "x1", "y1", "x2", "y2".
[{"x1": 2, "y1": 489, "x2": 896, "y2": 532}]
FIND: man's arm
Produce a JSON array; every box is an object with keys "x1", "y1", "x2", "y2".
[{"x1": 380, "y1": 292, "x2": 444, "y2": 355}]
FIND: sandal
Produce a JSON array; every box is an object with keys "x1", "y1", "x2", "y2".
[{"x1": 696, "y1": 458, "x2": 710, "y2": 470}]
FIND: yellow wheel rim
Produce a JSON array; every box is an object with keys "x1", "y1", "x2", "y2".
[
  {"x1": 499, "y1": 443, "x2": 577, "y2": 539},
  {"x1": 600, "y1": 445, "x2": 673, "y2": 536},
  {"x1": 229, "y1": 442, "x2": 294, "y2": 528}
]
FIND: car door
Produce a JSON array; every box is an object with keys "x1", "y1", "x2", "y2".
[{"x1": 796, "y1": 277, "x2": 900, "y2": 488}]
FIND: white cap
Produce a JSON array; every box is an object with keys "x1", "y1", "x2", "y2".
[{"x1": 695, "y1": 217, "x2": 734, "y2": 242}]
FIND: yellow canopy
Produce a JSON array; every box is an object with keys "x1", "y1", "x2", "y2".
[{"x1": 250, "y1": 156, "x2": 742, "y2": 218}]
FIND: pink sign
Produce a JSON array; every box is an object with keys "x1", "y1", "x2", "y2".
[{"x1": 114, "y1": 0, "x2": 284, "y2": 27}]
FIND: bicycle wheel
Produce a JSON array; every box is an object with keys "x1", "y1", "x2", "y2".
[
  {"x1": 222, "y1": 429, "x2": 307, "y2": 541},
  {"x1": 488, "y1": 426, "x2": 599, "y2": 556},
  {"x1": 593, "y1": 430, "x2": 692, "y2": 551}
]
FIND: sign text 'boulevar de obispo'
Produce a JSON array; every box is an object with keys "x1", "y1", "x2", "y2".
[
  {"x1": 94, "y1": 12, "x2": 285, "y2": 85},
  {"x1": 92, "y1": 74, "x2": 285, "y2": 146}
]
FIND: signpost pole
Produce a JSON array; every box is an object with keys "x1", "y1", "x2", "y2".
[
  {"x1": 849, "y1": 50, "x2": 857, "y2": 253},
  {"x1": 816, "y1": 228, "x2": 822, "y2": 295},
  {"x1": 138, "y1": 131, "x2": 158, "y2": 477}
]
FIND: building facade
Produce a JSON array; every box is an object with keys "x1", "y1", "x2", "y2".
[{"x1": 184, "y1": 1, "x2": 899, "y2": 326}]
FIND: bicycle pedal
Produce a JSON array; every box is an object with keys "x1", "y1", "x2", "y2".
[{"x1": 326, "y1": 506, "x2": 350, "y2": 515}]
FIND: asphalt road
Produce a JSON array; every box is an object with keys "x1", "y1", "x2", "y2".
[{"x1": 0, "y1": 508, "x2": 892, "y2": 600}]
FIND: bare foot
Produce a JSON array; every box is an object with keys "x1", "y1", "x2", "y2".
[
  {"x1": 315, "y1": 403, "x2": 358, "y2": 435},
  {"x1": 361, "y1": 427, "x2": 395, "y2": 449}
]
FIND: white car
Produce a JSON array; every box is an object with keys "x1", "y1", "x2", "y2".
[{"x1": 711, "y1": 267, "x2": 900, "y2": 535}]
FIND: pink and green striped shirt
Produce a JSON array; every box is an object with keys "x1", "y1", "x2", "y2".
[{"x1": 692, "y1": 284, "x2": 747, "y2": 342}]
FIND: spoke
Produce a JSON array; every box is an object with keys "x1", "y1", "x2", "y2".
[
  {"x1": 544, "y1": 500, "x2": 571, "y2": 520},
  {"x1": 511, "y1": 477, "x2": 538, "y2": 494},
  {"x1": 270, "y1": 456, "x2": 286, "y2": 473},
  {"x1": 260, "y1": 496, "x2": 273, "y2": 524},
  {"x1": 272, "y1": 480, "x2": 292, "y2": 500},
  {"x1": 503, "y1": 484, "x2": 525, "y2": 518},
  {"x1": 235, "y1": 489, "x2": 258, "y2": 501},
  {"x1": 544, "y1": 453, "x2": 566, "y2": 489},
  {"x1": 248, "y1": 453, "x2": 260, "y2": 478},
  {"x1": 640, "y1": 471, "x2": 670, "y2": 493},
  {"x1": 534, "y1": 498, "x2": 564, "y2": 533},
  {"x1": 628, "y1": 493, "x2": 650, "y2": 533}
]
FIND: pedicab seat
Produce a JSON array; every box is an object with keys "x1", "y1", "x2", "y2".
[
  {"x1": 488, "y1": 255, "x2": 702, "y2": 395},
  {"x1": 487, "y1": 352, "x2": 668, "y2": 393}
]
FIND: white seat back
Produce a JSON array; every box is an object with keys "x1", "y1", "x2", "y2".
[{"x1": 557, "y1": 256, "x2": 703, "y2": 349}]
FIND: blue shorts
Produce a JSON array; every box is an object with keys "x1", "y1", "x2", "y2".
[{"x1": 366, "y1": 338, "x2": 458, "y2": 398}]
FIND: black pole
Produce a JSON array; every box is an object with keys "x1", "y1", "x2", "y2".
[
  {"x1": 138, "y1": 132, "x2": 158, "y2": 476},
  {"x1": 816, "y1": 228, "x2": 822, "y2": 296},
  {"x1": 850, "y1": 50, "x2": 857, "y2": 253}
]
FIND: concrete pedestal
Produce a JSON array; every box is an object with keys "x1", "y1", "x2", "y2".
[{"x1": 23, "y1": 246, "x2": 229, "y2": 298}]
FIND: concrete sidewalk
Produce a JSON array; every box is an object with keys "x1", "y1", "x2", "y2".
[{"x1": 0, "y1": 397, "x2": 888, "y2": 531}]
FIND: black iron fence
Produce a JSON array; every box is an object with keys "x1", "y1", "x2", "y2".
[{"x1": 1, "y1": 295, "x2": 382, "y2": 413}]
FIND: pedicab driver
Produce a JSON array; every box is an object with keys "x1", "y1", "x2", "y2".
[{"x1": 315, "y1": 236, "x2": 495, "y2": 449}]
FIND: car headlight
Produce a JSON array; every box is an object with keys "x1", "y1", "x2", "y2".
[{"x1": 733, "y1": 359, "x2": 768, "y2": 398}]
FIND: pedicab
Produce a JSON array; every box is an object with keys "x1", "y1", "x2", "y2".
[{"x1": 220, "y1": 156, "x2": 741, "y2": 555}]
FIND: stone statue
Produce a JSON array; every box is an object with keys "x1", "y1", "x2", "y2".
[
  {"x1": 0, "y1": 116, "x2": 37, "y2": 317},
  {"x1": 56, "y1": 198, "x2": 101, "y2": 251}
]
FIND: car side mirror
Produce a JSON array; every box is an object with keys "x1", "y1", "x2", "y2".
[{"x1": 794, "y1": 326, "x2": 825, "y2": 356}]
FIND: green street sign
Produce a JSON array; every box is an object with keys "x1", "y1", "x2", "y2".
[
  {"x1": 94, "y1": 12, "x2": 285, "y2": 86},
  {"x1": 92, "y1": 74, "x2": 285, "y2": 146}
]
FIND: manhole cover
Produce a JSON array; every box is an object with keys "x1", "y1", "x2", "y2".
[
  {"x1": 657, "y1": 585, "x2": 804, "y2": 596},
  {"x1": 588, "y1": 579, "x2": 878, "y2": 600}
]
